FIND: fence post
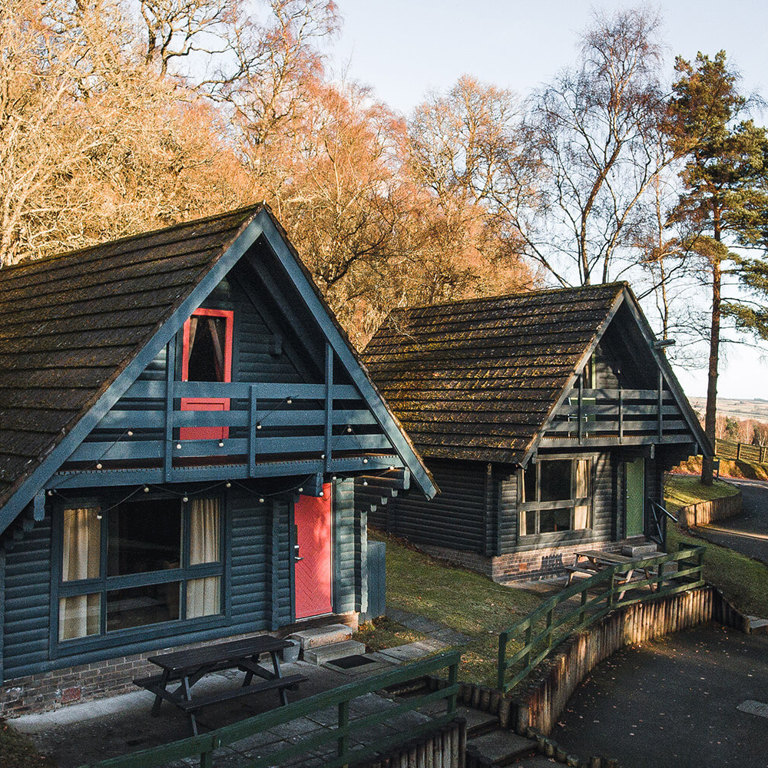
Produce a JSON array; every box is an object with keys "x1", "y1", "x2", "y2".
[
  {"x1": 497, "y1": 632, "x2": 508, "y2": 691},
  {"x1": 447, "y1": 660, "x2": 458, "y2": 714},
  {"x1": 737, "y1": 442, "x2": 742, "y2": 461},
  {"x1": 338, "y1": 699, "x2": 350, "y2": 762},
  {"x1": 545, "y1": 609, "x2": 554, "y2": 649},
  {"x1": 579, "y1": 588, "x2": 588, "y2": 626}
]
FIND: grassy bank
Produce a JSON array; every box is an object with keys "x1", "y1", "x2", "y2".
[
  {"x1": 674, "y1": 455, "x2": 768, "y2": 481},
  {"x1": 360, "y1": 533, "x2": 541, "y2": 686},
  {"x1": 0, "y1": 721, "x2": 55, "y2": 768},
  {"x1": 665, "y1": 475, "x2": 768, "y2": 617}
]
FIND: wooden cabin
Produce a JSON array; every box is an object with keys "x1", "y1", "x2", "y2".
[
  {"x1": 0, "y1": 205, "x2": 435, "y2": 716},
  {"x1": 359, "y1": 283, "x2": 710, "y2": 582}
]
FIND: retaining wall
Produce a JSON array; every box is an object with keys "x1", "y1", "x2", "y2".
[{"x1": 677, "y1": 490, "x2": 742, "y2": 528}]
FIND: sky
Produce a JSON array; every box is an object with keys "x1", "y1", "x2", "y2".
[{"x1": 327, "y1": 0, "x2": 768, "y2": 401}]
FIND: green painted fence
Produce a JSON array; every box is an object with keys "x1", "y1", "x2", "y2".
[
  {"x1": 497, "y1": 545, "x2": 705, "y2": 692},
  {"x1": 80, "y1": 651, "x2": 460, "y2": 768}
]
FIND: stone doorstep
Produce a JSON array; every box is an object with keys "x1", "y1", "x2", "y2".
[
  {"x1": 621, "y1": 542, "x2": 659, "y2": 557},
  {"x1": 747, "y1": 616, "x2": 768, "y2": 634},
  {"x1": 287, "y1": 624, "x2": 353, "y2": 650},
  {"x1": 302, "y1": 639, "x2": 367, "y2": 665},
  {"x1": 466, "y1": 730, "x2": 538, "y2": 766}
]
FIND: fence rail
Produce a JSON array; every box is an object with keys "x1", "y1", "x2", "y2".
[
  {"x1": 715, "y1": 438, "x2": 768, "y2": 465},
  {"x1": 81, "y1": 650, "x2": 460, "y2": 768},
  {"x1": 497, "y1": 546, "x2": 705, "y2": 693}
]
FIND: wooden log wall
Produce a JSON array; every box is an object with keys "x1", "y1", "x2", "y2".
[
  {"x1": 677, "y1": 491, "x2": 743, "y2": 528},
  {"x1": 360, "y1": 717, "x2": 466, "y2": 768}
]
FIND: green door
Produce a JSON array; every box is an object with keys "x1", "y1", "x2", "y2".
[{"x1": 625, "y1": 458, "x2": 645, "y2": 537}]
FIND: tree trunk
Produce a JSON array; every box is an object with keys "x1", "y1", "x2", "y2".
[{"x1": 701, "y1": 258, "x2": 721, "y2": 486}]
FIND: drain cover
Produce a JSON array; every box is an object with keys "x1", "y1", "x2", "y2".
[
  {"x1": 327, "y1": 654, "x2": 377, "y2": 669},
  {"x1": 737, "y1": 700, "x2": 768, "y2": 719}
]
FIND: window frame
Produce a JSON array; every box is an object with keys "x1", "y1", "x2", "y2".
[
  {"x1": 519, "y1": 456, "x2": 594, "y2": 538},
  {"x1": 51, "y1": 491, "x2": 228, "y2": 656}
]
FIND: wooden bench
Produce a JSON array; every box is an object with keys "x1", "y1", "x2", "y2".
[{"x1": 134, "y1": 635, "x2": 306, "y2": 735}]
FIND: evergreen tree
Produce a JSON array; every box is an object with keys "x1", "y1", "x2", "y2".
[{"x1": 667, "y1": 51, "x2": 768, "y2": 484}]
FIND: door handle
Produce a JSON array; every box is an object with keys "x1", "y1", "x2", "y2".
[{"x1": 294, "y1": 543, "x2": 302, "y2": 562}]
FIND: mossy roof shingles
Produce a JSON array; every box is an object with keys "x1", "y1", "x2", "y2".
[
  {"x1": 363, "y1": 283, "x2": 625, "y2": 464},
  {"x1": 0, "y1": 205, "x2": 262, "y2": 507}
]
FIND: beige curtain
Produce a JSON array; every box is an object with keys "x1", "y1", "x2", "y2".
[
  {"x1": 59, "y1": 508, "x2": 101, "y2": 640},
  {"x1": 187, "y1": 498, "x2": 221, "y2": 618},
  {"x1": 574, "y1": 459, "x2": 591, "y2": 529}
]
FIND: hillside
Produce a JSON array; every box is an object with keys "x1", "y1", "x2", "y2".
[{"x1": 688, "y1": 397, "x2": 768, "y2": 423}]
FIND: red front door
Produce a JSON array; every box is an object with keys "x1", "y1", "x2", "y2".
[{"x1": 294, "y1": 485, "x2": 333, "y2": 619}]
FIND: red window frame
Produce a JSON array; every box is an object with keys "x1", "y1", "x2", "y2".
[{"x1": 179, "y1": 308, "x2": 234, "y2": 441}]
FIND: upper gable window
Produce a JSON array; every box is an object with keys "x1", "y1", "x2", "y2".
[{"x1": 182, "y1": 309, "x2": 233, "y2": 383}]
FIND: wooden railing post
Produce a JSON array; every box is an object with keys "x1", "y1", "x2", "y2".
[
  {"x1": 578, "y1": 375, "x2": 584, "y2": 445},
  {"x1": 337, "y1": 699, "x2": 350, "y2": 763},
  {"x1": 579, "y1": 588, "x2": 588, "y2": 626},
  {"x1": 618, "y1": 388, "x2": 624, "y2": 442},
  {"x1": 545, "y1": 609, "x2": 554, "y2": 649},
  {"x1": 248, "y1": 385, "x2": 257, "y2": 478},
  {"x1": 657, "y1": 370, "x2": 663, "y2": 439},
  {"x1": 523, "y1": 624, "x2": 533, "y2": 668},
  {"x1": 324, "y1": 343, "x2": 333, "y2": 473},
  {"x1": 164, "y1": 340, "x2": 175, "y2": 482},
  {"x1": 497, "y1": 632, "x2": 509, "y2": 691},
  {"x1": 447, "y1": 660, "x2": 458, "y2": 714}
]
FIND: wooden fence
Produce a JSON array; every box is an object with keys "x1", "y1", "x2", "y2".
[
  {"x1": 715, "y1": 438, "x2": 768, "y2": 464},
  {"x1": 81, "y1": 651, "x2": 461, "y2": 768},
  {"x1": 497, "y1": 545, "x2": 705, "y2": 693}
]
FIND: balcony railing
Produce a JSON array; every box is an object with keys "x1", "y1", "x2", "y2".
[{"x1": 544, "y1": 388, "x2": 691, "y2": 444}]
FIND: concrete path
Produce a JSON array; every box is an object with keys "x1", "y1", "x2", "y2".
[
  {"x1": 554, "y1": 624, "x2": 768, "y2": 768},
  {"x1": 694, "y1": 478, "x2": 768, "y2": 565}
]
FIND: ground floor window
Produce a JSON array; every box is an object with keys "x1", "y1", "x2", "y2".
[
  {"x1": 57, "y1": 495, "x2": 223, "y2": 642},
  {"x1": 519, "y1": 458, "x2": 592, "y2": 536}
]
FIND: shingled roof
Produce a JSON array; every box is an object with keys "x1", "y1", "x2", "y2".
[
  {"x1": 363, "y1": 283, "x2": 629, "y2": 464},
  {"x1": 0, "y1": 206, "x2": 263, "y2": 508}
]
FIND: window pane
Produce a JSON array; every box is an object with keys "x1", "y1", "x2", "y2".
[
  {"x1": 189, "y1": 498, "x2": 221, "y2": 565},
  {"x1": 539, "y1": 507, "x2": 572, "y2": 533},
  {"x1": 539, "y1": 460, "x2": 572, "y2": 501},
  {"x1": 525, "y1": 509, "x2": 537, "y2": 536},
  {"x1": 187, "y1": 315, "x2": 227, "y2": 382},
  {"x1": 108, "y1": 499, "x2": 181, "y2": 576},
  {"x1": 62, "y1": 508, "x2": 100, "y2": 582},
  {"x1": 523, "y1": 466, "x2": 536, "y2": 503},
  {"x1": 59, "y1": 594, "x2": 100, "y2": 640},
  {"x1": 187, "y1": 577, "x2": 222, "y2": 618},
  {"x1": 107, "y1": 583, "x2": 180, "y2": 631}
]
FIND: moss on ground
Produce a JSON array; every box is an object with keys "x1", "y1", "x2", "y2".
[
  {"x1": 664, "y1": 474, "x2": 739, "y2": 513},
  {"x1": 0, "y1": 721, "x2": 55, "y2": 768}
]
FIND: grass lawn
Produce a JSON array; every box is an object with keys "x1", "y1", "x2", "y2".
[
  {"x1": 665, "y1": 475, "x2": 768, "y2": 617},
  {"x1": 359, "y1": 533, "x2": 541, "y2": 686}
]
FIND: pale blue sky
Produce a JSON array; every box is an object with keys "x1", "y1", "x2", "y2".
[{"x1": 329, "y1": 1, "x2": 768, "y2": 400}]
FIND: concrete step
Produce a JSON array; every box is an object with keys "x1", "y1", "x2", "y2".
[
  {"x1": 302, "y1": 639, "x2": 367, "y2": 665},
  {"x1": 466, "y1": 729, "x2": 538, "y2": 766},
  {"x1": 458, "y1": 706, "x2": 499, "y2": 737},
  {"x1": 748, "y1": 615, "x2": 768, "y2": 634},
  {"x1": 621, "y1": 542, "x2": 658, "y2": 557},
  {"x1": 288, "y1": 624, "x2": 353, "y2": 650}
]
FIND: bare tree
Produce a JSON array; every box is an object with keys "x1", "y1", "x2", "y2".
[{"x1": 512, "y1": 8, "x2": 669, "y2": 286}]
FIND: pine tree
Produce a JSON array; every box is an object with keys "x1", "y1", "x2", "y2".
[{"x1": 667, "y1": 51, "x2": 768, "y2": 484}]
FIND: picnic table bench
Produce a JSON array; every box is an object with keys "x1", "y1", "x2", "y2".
[
  {"x1": 566, "y1": 549, "x2": 659, "y2": 598},
  {"x1": 134, "y1": 635, "x2": 307, "y2": 735}
]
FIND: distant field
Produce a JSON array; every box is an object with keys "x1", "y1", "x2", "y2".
[{"x1": 689, "y1": 397, "x2": 768, "y2": 423}]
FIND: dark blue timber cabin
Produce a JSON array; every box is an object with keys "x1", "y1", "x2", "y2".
[
  {"x1": 360, "y1": 284, "x2": 711, "y2": 582},
  {"x1": 0, "y1": 205, "x2": 435, "y2": 715}
]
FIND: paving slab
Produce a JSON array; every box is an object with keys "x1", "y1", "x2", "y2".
[
  {"x1": 466, "y1": 730, "x2": 537, "y2": 764},
  {"x1": 288, "y1": 623, "x2": 353, "y2": 649},
  {"x1": 302, "y1": 638, "x2": 366, "y2": 664}
]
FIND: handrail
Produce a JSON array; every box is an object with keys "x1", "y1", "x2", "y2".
[
  {"x1": 497, "y1": 546, "x2": 705, "y2": 692},
  {"x1": 80, "y1": 650, "x2": 461, "y2": 768}
]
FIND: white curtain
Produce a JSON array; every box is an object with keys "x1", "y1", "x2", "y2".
[
  {"x1": 187, "y1": 498, "x2": 221, "y2": 618},
  {"x1": 574, "y1": 459, "x2": 591, "y2": 529},
  {"x1": 59, "y1": 508, "x2": 101, "y2": 640}
]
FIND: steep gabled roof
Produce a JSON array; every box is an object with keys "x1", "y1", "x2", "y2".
[
  {"x1": 0, "y1": 205, "x2": 435, "y2": 527},
  {"x1": 363, "y1": 282, "x2": 708, "y2": 464}
]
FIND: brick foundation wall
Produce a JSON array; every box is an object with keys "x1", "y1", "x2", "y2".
[
  {"x1": 415, "y1": 541, "x2": 629, "y2": 583},
  {"x1": 0, "y1": 612, "x2": 359, "y2": 718}
]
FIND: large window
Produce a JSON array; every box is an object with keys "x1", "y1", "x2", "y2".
[
  {"x1": 519, "y1": 458, "x2": 592, "y2": 536},
  {"x1": 57, "y1": 496, "x2": 223, "y2": 642}
]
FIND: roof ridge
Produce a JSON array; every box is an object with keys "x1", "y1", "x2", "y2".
[
  {"x1": 389, "y1": 281, "x2": 627, "y2": 316},
  {"x1": 0, "y1": 203, "x2": 265, "y2": 273}
]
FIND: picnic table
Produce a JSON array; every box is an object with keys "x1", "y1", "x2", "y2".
[
  {"x1": 134, "y1": 635, "x2": 307, "y2": 735},
  {"x1": 566, "y1": 549, "x2": 658, "y2": 597}
]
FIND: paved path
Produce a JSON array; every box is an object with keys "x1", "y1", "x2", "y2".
[
  {"x1": 554, "y1": 625, "x2": 768, "y2": 768},
  {"x1": 694, "y1": 478, "x2": 768, "y2": 565}
]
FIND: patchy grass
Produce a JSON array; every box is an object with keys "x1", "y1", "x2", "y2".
[
  {"x1": 664, "y1": 474, "x2": 739, "y2": 513},
  {"x1": 353, "y1": 616, "x2": 427, "y2": 652},
  {"x1": 665, "y1": 476, "x2": 768, "y2": 618},
  {"x1": 0, "y1": 721, "x2": 55, "y2": 768},
  {"x1": 368, "y1": 532, "x2": 541, "y2": 686},
  {"x1": 673, "y1": 455, "x2": 768, "y2": 481}
]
